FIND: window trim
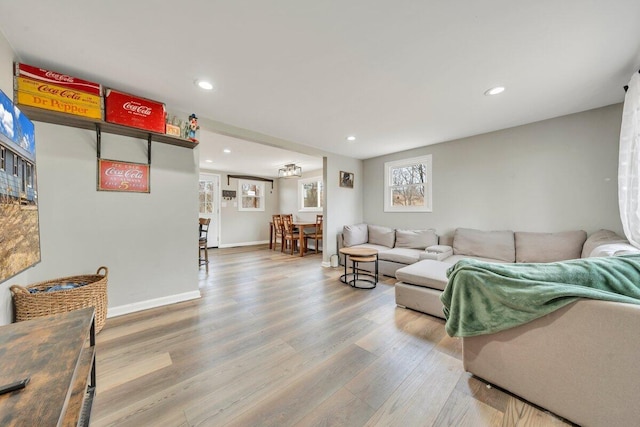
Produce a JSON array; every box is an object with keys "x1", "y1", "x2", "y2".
[
  {"x1": 384, "y1": 154, "x2": 433, "y2": 212},
  {"x1": 237, "y1": 179, "x2": 265, "y2": 212},
  {"x1": 298, "y1": 176, "x2": 323, "y2": 212}
]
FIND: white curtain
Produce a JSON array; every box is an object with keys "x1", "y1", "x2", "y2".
[{"x1": 619, "y1": 71, "x2": 640, "y2": 248}]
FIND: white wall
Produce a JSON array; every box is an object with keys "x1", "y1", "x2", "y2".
[
  {"x1": 0, "y1": 31, "x2": 200, "y2": 324},
  {"x1": 363, "y1": 104, "x2": 624, "y2": 237},
  {"x1": 202, "y1": 168, "x2": 279, "y2": 247},
  {"x1": 32, "y1": 125, "x2": 200, "y2": 311},
  {"x1": 324, "y1": 154, "x2": 364, "y2": 263}
]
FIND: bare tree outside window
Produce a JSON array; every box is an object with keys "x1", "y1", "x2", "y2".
[
  {"x1": 384, "y1": 155, "x2": 432, "y2": 212},
  {"x1": 303, "y1": 182, "x2": 319, "y2": 208},
  {"x1": 390, "y1": 163, "x2": 426, "y2": 206},
  {"x1": 299, "y1": 176, "x2": 323, "y2": 212}
]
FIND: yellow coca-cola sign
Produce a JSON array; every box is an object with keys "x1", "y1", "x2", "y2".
[{"x1": 16, "y1": 76, "x2": 102, "y2": 108}]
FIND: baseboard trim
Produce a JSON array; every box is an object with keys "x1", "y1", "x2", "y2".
[
  {"x1": 107, "y1": 290, "x2": 201, "y2": 318},
  {"x1": 218, "y1": 240, "x2": 269, "y2": 248}
]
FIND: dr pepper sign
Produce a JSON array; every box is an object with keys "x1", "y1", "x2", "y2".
[{"x1": 98, "y1": 159, "x2": 150, "y2": 193}]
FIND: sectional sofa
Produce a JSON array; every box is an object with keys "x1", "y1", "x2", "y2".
[
  {"x1": 338, "y1": 225, "x2": 638, "y2": 319},
  {"x1": 339, "y1": 224, "x2": 640, "y2": 426},
  {"x1": 337, "y1": 223, "x2": 446, "y2": 277}
]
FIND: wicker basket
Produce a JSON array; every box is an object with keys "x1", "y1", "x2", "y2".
[{"x1": 10, "y1": 266, "x2": 108, "y2": 333}]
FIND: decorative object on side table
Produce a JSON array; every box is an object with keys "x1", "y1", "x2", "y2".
[{"x1": 339, "y1": 171, "x2": 354, "y2": 188}]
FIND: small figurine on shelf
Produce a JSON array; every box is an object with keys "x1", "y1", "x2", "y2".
[{"x1": 186, "y1": 113, "x2": 200, "y2": 142}]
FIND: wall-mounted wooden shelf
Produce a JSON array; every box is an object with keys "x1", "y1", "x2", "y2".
[{"x1": 17, "y1": 104, "x2": 198, "y2": 149}]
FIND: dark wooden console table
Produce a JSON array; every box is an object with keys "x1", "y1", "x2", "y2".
[{"x1": 0, "y1": 307, "x2": 96, "y2": 426}]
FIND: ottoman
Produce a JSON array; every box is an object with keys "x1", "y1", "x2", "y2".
[{"x1": 395, "y1": 259, "x2": 451, "y2": 319}]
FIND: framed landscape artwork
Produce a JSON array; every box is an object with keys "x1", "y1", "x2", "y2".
[
  {"x1": 0, "y1": 88, "x2": 40, "y2": 283},
  {"x1": 339, "y1": 171, "x2": 354, "y2": 188}
]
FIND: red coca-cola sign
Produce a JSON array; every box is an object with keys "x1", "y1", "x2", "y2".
[
  {"x1": 15, "y1": 62, "x2": 102, "y2": 96},
  {"x1": 105, "y1": 89, "x2": 166, "y2": 133},
  {"x1": 122, "y1": 101, "x2": 152, "y2": 116},
  {"x1": 98, "y1": 159, "x2": 150, "y2": 193},
  {"x1": 37, "y1": 84, "x2": 82, "y2": 100}
]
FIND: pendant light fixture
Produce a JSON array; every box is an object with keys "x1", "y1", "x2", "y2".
[{"x1": 278, "y1": 163, "x2": 302, "y2": 178}]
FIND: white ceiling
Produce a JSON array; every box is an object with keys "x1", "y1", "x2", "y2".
[
  {"x1": 1, "y1": 1, "x2": 639, "y2": 176},
  {"x1": 198, "y1": 129, "x2": 323, "y2": 177}
]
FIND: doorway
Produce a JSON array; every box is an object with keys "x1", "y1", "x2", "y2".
[{"x1": 199, "y1": 173, "x2": 220, "y2": 248}]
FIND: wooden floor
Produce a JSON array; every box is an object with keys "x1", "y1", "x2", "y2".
[{"x1": 92, "y1": 245, "x2": 572, "y2": 427}]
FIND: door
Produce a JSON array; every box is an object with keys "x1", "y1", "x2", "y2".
[{"x1": 199, "y1": 173, "x2": 220, "y2": 248}]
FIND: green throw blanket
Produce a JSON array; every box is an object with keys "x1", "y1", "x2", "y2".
[{"x1": 440, "y1": 254, "x2": 640, "y2": 337}]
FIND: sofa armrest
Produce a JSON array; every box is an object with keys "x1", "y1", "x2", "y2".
[
  {"x1": 419, "y1": 245, "x2": 453, "y2": 261},
  {"x1": 463, "y1": 299, "x2": 640, "y2": 426}
]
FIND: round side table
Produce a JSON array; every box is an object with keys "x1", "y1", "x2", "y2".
[{"x1": 338, "y1": 247, "x2": 379, "y2": 289}]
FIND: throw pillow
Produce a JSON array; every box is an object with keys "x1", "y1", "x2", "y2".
[
  {"x1": 395, "y1": 229, "x2": 438, "y2": 249},
  {"x1": 343, "y1": 223, "x2": 368, "y2": 247},
  {"x1": 368, "y1": 224, "x2": 395, "y2": 248},
  {"x1": 581, "y1": 229, "x2": 628, "y2": 258}
]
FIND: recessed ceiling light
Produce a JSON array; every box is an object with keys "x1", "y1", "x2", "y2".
[
  {"x1": 484, "y1": 86, "x2": 505, "y2": 96},
  {"x1": 205, "y1": 159, "x2": 213, "y2": 163},
  {"x1": 223, "y1": 149, "x2": 231, "y2": 153},
  {"x1": 346, "y1": 136, "x2": 356, "y2": 141},
  {"x1": 195, "y1": 80, "x2": 214, "y2": 90}
]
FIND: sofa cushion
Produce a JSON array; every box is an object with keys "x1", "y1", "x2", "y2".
[
  {"x1": 378, "y1": 248, "x2": 422, "y2": 264},
  {"x1": 368, "y1": 224, "x2": 395, "y2": 248},
  {"x1": 343, "y1": 223, "x2": 368, "y2": 247},
  {"x1": 581, "y1": 229, "x2": 628, "y2": 258},
  {"x1": 445, "y1": 254, "x2": 509, "y2": 264},
  {"x1": 395, "y1": 260, "x2": 450, "y2": 291},
  {"x1": 515, "y1": 230, "x2": 587, "y2": 263},
  {"x1": 394, "y1": 229, "x2": 438, "y2": 249},
  {"x1": 453, "y1": 228, "x2": 515, "y2": 262}
]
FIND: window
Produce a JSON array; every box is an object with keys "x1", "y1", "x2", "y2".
[
  {"x1": 13, "y1": 154, "x2": 18, "y2": 176},
  {"x1": 199, "y1": 179, "x2": 214, "y2": 214},
  {"x1": 0, "y1": 147, "x2": 5, "y2": 170},
  {"x1": 238, "y1": 179, "x2": 265, "y2": 211},
  {"x1": 299, "y1": 176, "x2": 323, "y2": 212},
  {"x1": 384, "y1": 154, "x2": 432, "y2": 212},
  {"x1": 25, "y1": 162, "x2": 33, "y2": 188}
]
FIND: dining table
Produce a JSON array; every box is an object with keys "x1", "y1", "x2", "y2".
[{"x1": 269, "y1": 221, "x2": 317, "y2": 257}]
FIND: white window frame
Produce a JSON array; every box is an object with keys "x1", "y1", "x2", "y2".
[
  {"x1": 298, "y1": 176, "x2": 323, "y2": 212},
  {"x1": 384, "y1": 154, "x2": 432, "y2": 212},
  {"x1": 238, "y1": 179, "x2": 265, "y2": 212}
]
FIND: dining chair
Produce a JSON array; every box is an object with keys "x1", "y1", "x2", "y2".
[
  {"x1": 282, "y1": 215, "x2": 304, "y2": 255},
  {"x1": 282, "y1": 213, "x2": 298, "y2": 232},
  {"x1": 304, "y1": 214, "x2": 323, "y2": 253},
  {"x1": 199, "y1": 217, "x2": 211, "y2": 266},
  {"x1": 272, "y1": 214, "x2": 284, "y2": 251}
]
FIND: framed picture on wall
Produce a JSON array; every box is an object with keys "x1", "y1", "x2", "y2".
[
  {"x1": 339, "y1": 171, "x2": 354, "y2": 188},
  {"x1": 0, "y1": 88, "x2": 40, "y2": 282}
]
